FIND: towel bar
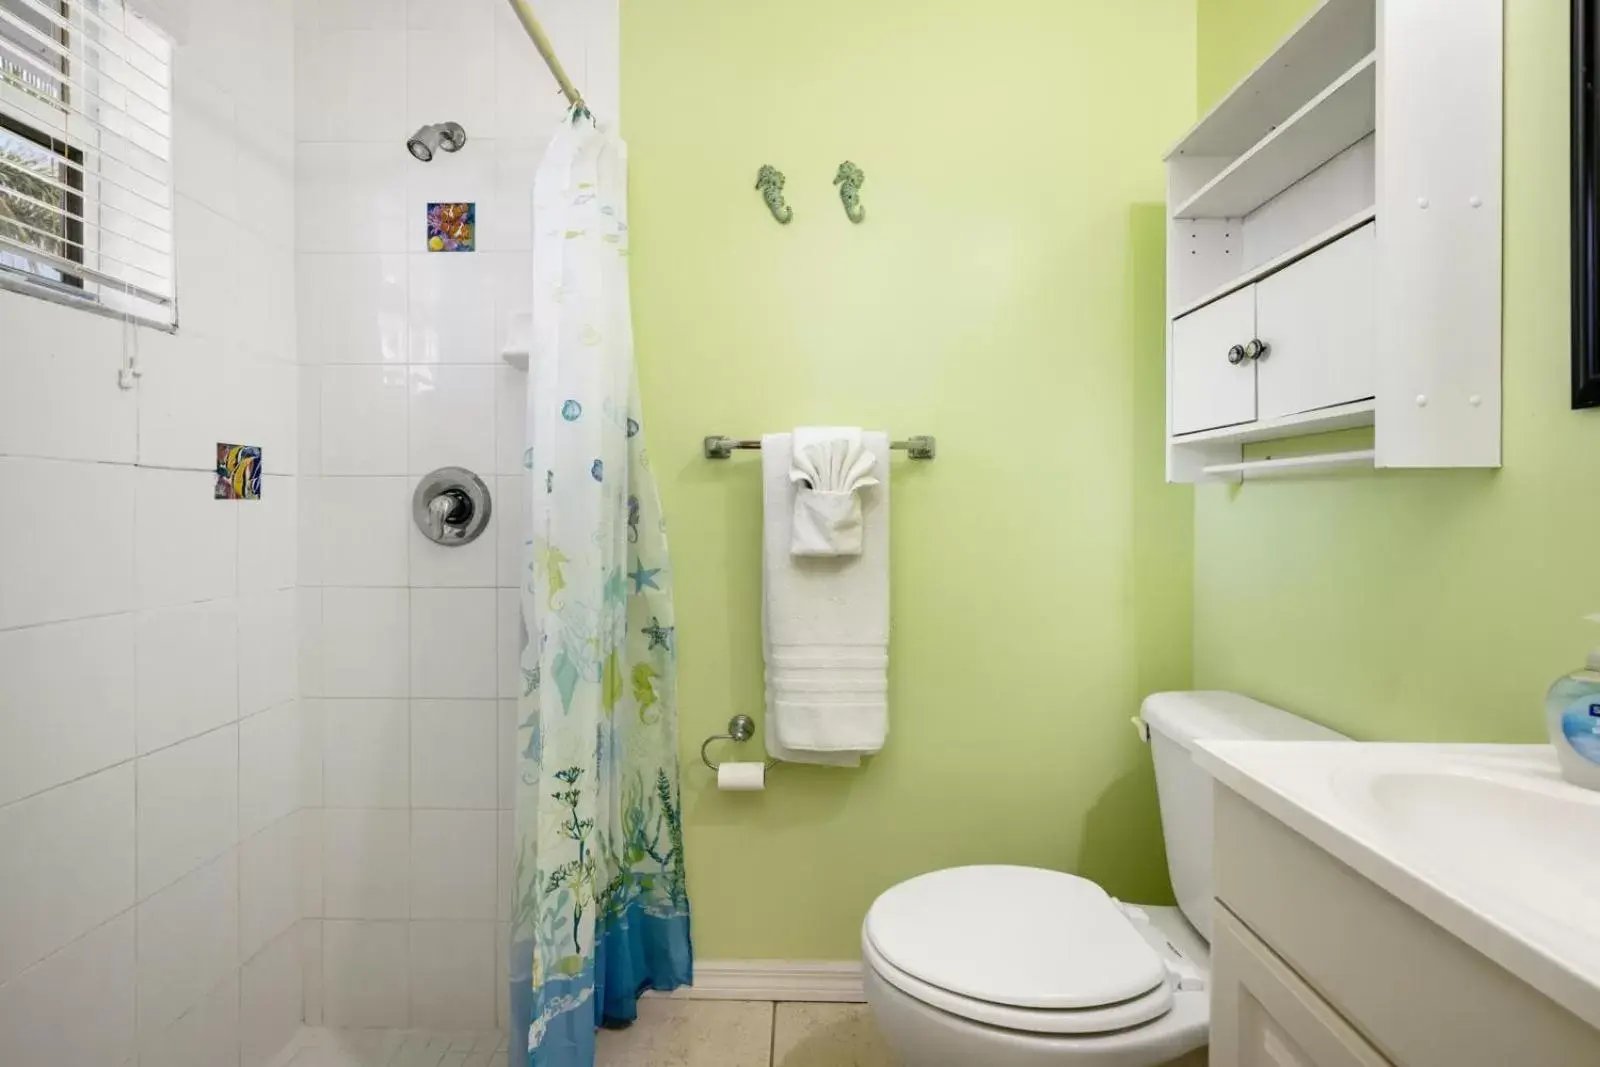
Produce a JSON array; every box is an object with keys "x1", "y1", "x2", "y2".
[
  {"x1": 700, "y1": 714, "x2": 779, "y2": 772},
  {"x1": 704, "y1": 434, "x2": 936, "y2": 460}
]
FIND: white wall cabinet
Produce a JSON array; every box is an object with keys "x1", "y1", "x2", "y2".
[
  {"x1": 1171, "y1": 225, "x2": 1375, "y2": 436},
  {"x1": 1163, "y1": 0, "x2": 1501, "y2": 481},
  {"x1": 1254, "y1": 224, "x2": 1375, "y2": 420},
  {"x1": 1172, "y1": 288, "x2": 1256, "y2": 434}
]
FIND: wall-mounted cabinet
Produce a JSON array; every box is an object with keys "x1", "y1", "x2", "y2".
[{"x1": 1163, "y1": 0, "x2": 1502, "y2": 482}]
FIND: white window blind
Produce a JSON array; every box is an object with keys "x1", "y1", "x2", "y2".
[{"x1": 0, "y1": 0, "x2": 175, "y2": 327}]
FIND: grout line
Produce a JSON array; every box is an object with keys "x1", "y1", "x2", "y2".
[{"x1": 768, "y1": 1000, "x2": 777, "y2": 1067}]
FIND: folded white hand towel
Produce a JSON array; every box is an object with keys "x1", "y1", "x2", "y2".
[
  {"x1": 788, "y1": 427, "x2": 880, "y2": 557},
  {"x1": 761, "y1": 432, "x2": 890, "y2": 766}
]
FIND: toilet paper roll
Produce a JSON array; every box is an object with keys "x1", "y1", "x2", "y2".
[{"x1": 717, "y1": 761, "x2": 766, "y2": 791}]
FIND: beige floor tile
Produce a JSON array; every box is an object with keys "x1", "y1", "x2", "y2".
[
  {"x1": 772, "y1": 1003, "x2": 898, "y2": 1067},
  {"x1": 596, "y1": 998, "x2": 774, "y2": 1067}
]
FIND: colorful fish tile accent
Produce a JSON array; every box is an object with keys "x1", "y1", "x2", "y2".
[
  {"x1": 427, "y1": 201, "x2": 476, "y2": 251},
  {"x1": 215, "y1": 443, "x2": 262, "y2": 500}
]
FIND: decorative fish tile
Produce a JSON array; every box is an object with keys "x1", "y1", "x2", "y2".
[
  {"x1": 428, "y1": 201, "x2": 476, "y2": 251},
  {"x1": 215, "y1": 443, "x2": 262, "y2": 500}
]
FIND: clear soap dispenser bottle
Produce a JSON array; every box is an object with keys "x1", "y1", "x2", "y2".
[{"x1": 1546, "y1": 615, "x2": 1600, "y2": 791}]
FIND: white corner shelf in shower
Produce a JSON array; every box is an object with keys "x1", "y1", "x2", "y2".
[{"x1": 502, "y1": 311, "x2": 531, "y2": 370}]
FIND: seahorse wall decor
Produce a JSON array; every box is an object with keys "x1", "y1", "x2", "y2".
[
  {"x1": 755, "y1": 164, "x2": 793, "y2": 224},
  {"x1": 834, "y1": 161, "x2": 865, "y2": 223}
]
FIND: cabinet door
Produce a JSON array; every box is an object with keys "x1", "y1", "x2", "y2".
[
  {"x1": 1171, "y1": 287, "x2": 1257, "y2": 435},
  {"x1": 1254, "y1": 225, "x2": 1376, "y2": 421},
  {"x1": 1211, "y1": 905, "x2": 1392, "y2": 1067}
]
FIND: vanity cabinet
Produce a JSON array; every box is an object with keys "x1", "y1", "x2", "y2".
[
  {"x1": 1210, "y1": 785, "x2": 1600, "y2": 1067},
  {"x1": 1211, "y1": 906, "x2": 1389, "y2": 1067},
  {"x1": 1171, "y1": 226, "x2": 1375, "y2": 436}
]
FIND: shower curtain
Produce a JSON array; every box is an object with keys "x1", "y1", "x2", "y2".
[{"x1": 510, "y1": 112, "x2": 693, "y2": 1065}]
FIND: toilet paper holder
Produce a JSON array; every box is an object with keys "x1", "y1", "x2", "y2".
[{"x1": 700, "y1": 714, "x2": 778, "y2": 772}]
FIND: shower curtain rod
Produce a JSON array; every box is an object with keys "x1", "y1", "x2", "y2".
[{"x1": 505, "y1": 0, "x2": 587, "y2": 115}]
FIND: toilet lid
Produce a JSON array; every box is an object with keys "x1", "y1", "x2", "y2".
[{"x1": 864, "y1": 866, "x2": 1168, "y2": 1012}]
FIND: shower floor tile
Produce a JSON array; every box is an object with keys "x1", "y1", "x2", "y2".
[{"x1": 282, "y1": 999, "x2": 900, "y2": 1066}]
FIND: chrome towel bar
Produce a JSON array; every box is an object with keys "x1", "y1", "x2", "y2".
[{"x1": 703, "y1": 434, "x2": 935, "y2": 460}]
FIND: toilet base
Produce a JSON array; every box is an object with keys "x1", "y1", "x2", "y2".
[{"x1": 864, "y1": 960, "x2": 1207, "y2": 1067}]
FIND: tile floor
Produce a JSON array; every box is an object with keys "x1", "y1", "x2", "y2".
[{"x1": 281, "y1": 1000, "x2": 898, "y2": 1067}]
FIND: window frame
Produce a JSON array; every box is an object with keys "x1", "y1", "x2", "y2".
[{"x1": 0, "y1": 106, "x2": 85, "y2": 290}]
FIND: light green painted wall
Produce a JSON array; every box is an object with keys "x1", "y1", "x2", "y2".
[
  {"x1": 1196, "y1": 0, "x2": 1319, "y2": 110},
  {"x1": 622, "y1": 0, "x2": 1196, "y2": 958},
  {"x1": 1193, "y1": 0, "x2": 1600, "y2": 742}
]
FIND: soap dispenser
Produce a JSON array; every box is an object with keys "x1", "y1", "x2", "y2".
[{"x1": 1546, "y1": 615, "x2": 1600, "y2": 791}]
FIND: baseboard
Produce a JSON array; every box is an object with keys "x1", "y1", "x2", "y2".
[{"x1": 652, "y1": 960, "x2": 866, "y2": 1003}]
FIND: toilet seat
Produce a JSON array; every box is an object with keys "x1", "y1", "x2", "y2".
[{"x1": 862, "y1": 866, "x2": 1177, "y2": 1035}]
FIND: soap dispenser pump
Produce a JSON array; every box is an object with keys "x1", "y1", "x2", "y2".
[{"x1": 1546, "y1": 615, "x2": 1600, "y2": 791}]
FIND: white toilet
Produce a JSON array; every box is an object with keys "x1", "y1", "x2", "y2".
[{"x1": 862, "y1": 691, "x2": 1345, "y2": 1067}]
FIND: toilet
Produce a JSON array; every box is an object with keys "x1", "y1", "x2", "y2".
[{"x1": 861, "y1": 691, "x2": 1346, "y2": 1067}]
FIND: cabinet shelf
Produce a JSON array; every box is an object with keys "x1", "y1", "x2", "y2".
[
  {"x1": 1170, "y1": 399, "x2": 1375, "y2": 448},
  {"x1": 1173, "y1": 53, "x2": 1376, "y2": 221},
  {"x1": 1166, "y1": 0, "x2": 1375, "y2": 161},
  {"x1": 1171, "y1": 207, "x2": 1376, "y2": 322}
]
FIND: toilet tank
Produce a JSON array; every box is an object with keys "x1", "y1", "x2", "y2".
[{"x1": 1140, "y1": 691, "x2": 1346, "y2": 944}]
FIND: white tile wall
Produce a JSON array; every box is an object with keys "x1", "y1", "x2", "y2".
[
  {"x1": 321, "y1": 478, "x2": 412, "y2": 586},
  {"x1": 0, "y1": 615, "x2": 137, "y2": 807},
  {"x1": 136, "y1": 726, "x2": 240, "y2": 899},
  {"x1": 321, "y1": 366, "x2": 411, "y2": 475},
  {"x1": 0, "y1": 457, "x2": 137, "y2": 630},
  {"x1": 321, "y1": 588, "x2": 411, "y2": 698},
  {"x1": 0, "y1": 766, "x2": 136, "y2": 986},
  {"x1": 411, "y1": 588, "x2": 498, "y2": 699},
  {"x1": 241, "y1": 927, "x2": 305, "y2": 1067},
  {"x1": 0, "y1": 912, "x2": 137, "y2": 1067},
  {"x1": 410, "y1": 810, "x2": 497, "y2": 921},
  {"x1": 241, "y1": 701, "x2": 305, "y2": 839},
  {"x1": 136, "y1": 852, "x2": 241, "y2": 1037},
  {"x1": 408, "y1": 365, "x2": 498, "y2": 475},
  {"x1": 241, "y1": 816, "x2": 305, "y2": 962},
  {"x1": 323, "y1": 809, "x2": 411, "y2": 920},
  {"x1": 323, "y1": 700, "x2": 410, "y2": 808},
  {"x1": 0, "y1": 0, "x2": 303, "y2": 1060},
  {"x1": 141, "y1": 969, "x2": 239, "y2": 1067},
  {"x1": 409, "y1": 920, "x2": 496, "y2": 1030},
  {"x1": 136, "y1": 600, "x2": 239, "y2": 755},
  {"x1": 294, "y1": 0, "x2": 617, "y2": 1029},
  {"x1": 411, "y1": 700, "x2": 498, "y2": 810},
  {"x1": 323, "y1": 921, "x2": 409, "y2": 1028},
  {"x1": 297, "y1": 254, "x2": 408, "y2": 365}
]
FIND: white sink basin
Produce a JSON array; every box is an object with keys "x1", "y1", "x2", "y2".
[
  {"x1": 1349, "y1": 753, "x2": 1600, "y2": 945},
  {"x1": 1195, "y1": 741, "x2": 1600, "y2": 1031}
]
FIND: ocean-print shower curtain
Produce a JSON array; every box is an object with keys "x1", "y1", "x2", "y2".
[{"x1": 510, "y1": 111, "x2": 693, "y2": 1065}]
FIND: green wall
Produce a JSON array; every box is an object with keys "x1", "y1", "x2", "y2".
[
  {"x1": 1193, "y1": 0, "x2": 1599, "y2": 742},
  {"x1": 622, "y1": 0, "x2": 1196, "y2": 958},
  {"x1": 1196, "y1": 0, "x2": 1320, "y2": 110}
]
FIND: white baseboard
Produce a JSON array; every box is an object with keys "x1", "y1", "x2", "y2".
[{"x1": 652, "y1": 960, "x2": 866, "y2": 1003}]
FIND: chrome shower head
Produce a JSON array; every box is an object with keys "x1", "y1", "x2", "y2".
[{"x1": 406, "y1": 122, "x2": 467, "y2": 162}]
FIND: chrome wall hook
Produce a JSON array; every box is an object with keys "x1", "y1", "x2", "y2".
[
  {"x1": 756, "y1": 165, "x2": 793, "y2": 224},
  {"x1": 834, "y1": 161, "x2": 865, "y2": 223}
]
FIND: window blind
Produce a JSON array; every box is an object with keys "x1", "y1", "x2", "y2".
[{"x1": 0, "y1": 0, "x2": 175, "y2": 327}]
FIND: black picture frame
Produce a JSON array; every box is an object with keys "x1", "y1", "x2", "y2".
[{"x1": 1574, "y1": 0, "x2": 1600, "y2": 407}]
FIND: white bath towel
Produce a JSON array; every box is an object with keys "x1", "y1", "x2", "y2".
[
  {"x1": 762, "y1": 432, "x2": 890, "y2": 765},
  {"x1": 788, "y1": 427, "x2": 880, "y2": 557}
]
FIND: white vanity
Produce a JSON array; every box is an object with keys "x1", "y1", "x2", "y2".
[{"x1": 1196, "y1": 743, "x2": 1600, "y2": 1066}]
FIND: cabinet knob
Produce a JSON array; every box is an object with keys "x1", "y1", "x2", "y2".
[
  {"x1": 1244, "y1": 338, "x2": 1270, "y2": 361},
  {"x1": 1227, "y1": 344, "x2": 1247, "y2": 365}
]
